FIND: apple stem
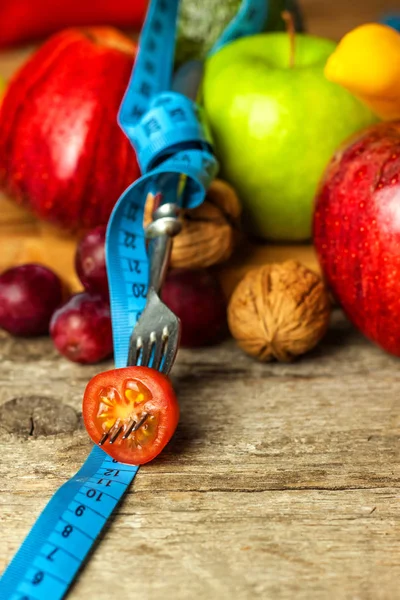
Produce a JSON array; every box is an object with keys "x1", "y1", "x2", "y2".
[{"x1": 282, "y1": 11, "x2": 296, "y2": 68}]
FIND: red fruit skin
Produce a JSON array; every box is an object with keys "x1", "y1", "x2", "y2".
[
  {"x1": 75, "y1": 225, "x2": 109, "y2": 300},
  {"x1": 162, "y1": 269, "x2": 228, "y2": 348},
  {"x1": 0, "y1": 1, "x2": 148, "y2": 47},
  {"x1": 0, "y1": 27, "x2": 140, "y2": 231},
  {"x1": 0, "y1": 264, "x2": 63, "y2": 336},
  {"x1": 50, "y1": 292, "x2": 113, "y2": 364},
  {"x1": 314, "y1": 121, "x2": 400, "y2": 356}
]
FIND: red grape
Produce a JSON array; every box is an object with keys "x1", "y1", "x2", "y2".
[
  {"x1": 50, "y1": 292, "x2": 113, "y2": 364},
  {"x1": 0, "y1": 264, "x2": 63, "y2": 336},
  {"x1": 162, "y1": 269, "x2": 227, "y2": 347},
  {"x1": 75, "y1": 226, "x2": 109, "y2": 299}
]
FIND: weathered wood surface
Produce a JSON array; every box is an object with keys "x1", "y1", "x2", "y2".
[
  {"x1": 1, "y1": 311, "x2": 400, "y2": 600},
  {"x1": 1, "y1": 1, "x2": 400, "y2": 599}
]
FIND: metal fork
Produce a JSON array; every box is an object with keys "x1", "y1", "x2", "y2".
[
  {"x1": 125, "y1": 62, "x2": 204, "y2": 375},
  {"x1": 98, "y1": 189, "x2": 183, "y2": 448},
  {"x1": 127, "y1": 190, "x2": 184, "y2": 375},
  {"x1": 99, "y1": 62, "x2": 202, "y2": 446}
]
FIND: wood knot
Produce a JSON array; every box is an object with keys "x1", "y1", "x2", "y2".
[{"x1": 0, "y1": 396, "x2": 80, "y2": 437}]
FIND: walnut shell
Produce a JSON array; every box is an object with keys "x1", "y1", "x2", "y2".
[
  {"x1": 144, "y1": 179, "x2": 241, "y2": 269},
  {"x1": 228, "y1": 261, "x2": 331, "y2": 362}
]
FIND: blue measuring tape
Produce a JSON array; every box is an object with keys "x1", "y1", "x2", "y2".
[{"x1": 0, "y1": 1, "x2": 268, "y2": 598}]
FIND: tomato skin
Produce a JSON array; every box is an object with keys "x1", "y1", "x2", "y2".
[{"x1": 82, "y1": 366, "x2": 179, "y2": 465}]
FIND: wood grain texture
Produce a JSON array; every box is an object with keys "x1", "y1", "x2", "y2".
[
  {"x1": 1, "y1": 1, "x2": 400, "y2": 599},
  {"x1": 0, "y1": 311, "x2": 400, "y2": 599}
]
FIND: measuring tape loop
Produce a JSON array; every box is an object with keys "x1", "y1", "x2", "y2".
[
  {"x1": 108, "y1": 0, "x2": 222, "y2": 369},
  {"x1": 0, "y1": 1, "x2": 270, "y2": 598},
  {"x1": 125, "y1": 91, "x2": 214, "y2": 174},
  {"x1": 118, "y1": 0, "x2": 180, "y2": 141}
]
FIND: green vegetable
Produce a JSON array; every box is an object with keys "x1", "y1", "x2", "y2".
[{"x1": 175, "y1": 0, "x2": 298, "y2": 66}]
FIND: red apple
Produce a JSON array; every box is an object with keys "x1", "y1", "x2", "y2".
[
  {"x1": 0, "y1": 27, "x2": 140, "y2": 231},
  {"x1": 314, "y1": 121, "x2": 400, "y2": 356},
  {"x1": 0, "y1": 1, "x2": 148, "y2": 47}
]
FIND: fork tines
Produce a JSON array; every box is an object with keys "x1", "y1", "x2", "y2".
[
  {"x1": 127, "y1": 289, "x2": 180, "y2": 375},
  {"x1": 134, "y1": 329, "x2": 168, "y2": 372}
]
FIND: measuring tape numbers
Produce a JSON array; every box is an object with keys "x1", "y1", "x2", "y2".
[
  {"x1": 0, "y1": 1, "x2": 269, "y2": 598},
  {"x1": 1, "y1": 449, "x2": 138, "y2": 600}
]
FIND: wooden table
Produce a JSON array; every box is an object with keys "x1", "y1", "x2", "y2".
[{"x1": 1, "y1": 2, "x2": 399, "y2": 599}]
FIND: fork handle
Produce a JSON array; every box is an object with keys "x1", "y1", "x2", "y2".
[{"x1": 146, "y1": 203, "x2": 182, "y2": 295}]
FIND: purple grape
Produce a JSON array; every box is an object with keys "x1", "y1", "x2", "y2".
[
  {"x1": 50, "y1": 292, "x2": 113, "y2": 364},
  {"x1": 162, "y1": 269, "x2": 227, "y2": 347},
  {"x1": 75, "y1": 226, "x2": 109, "y2": 299},
  {"x1": 0, "y1": 264, "x2": 63, "y2": 336}
]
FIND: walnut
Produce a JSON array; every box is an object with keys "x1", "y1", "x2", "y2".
[
  {"x1": 228, "y1": 261, "x2": 331, "y2": 362},
  {"x1": 144, "y1": 179, "x2": 241, "y2": 269}
]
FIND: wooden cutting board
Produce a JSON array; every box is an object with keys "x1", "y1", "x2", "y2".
[{"x1": 0, "y1": 193, "x2": 83, "y2": 290}]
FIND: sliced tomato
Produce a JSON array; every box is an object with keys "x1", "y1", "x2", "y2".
[{"x1": 82, "y1": 366, "x2": 179, "y2": 465}]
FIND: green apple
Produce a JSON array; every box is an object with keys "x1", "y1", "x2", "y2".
[{"x1": 202, "y1": 33, "x2": 378, "y2": 241}]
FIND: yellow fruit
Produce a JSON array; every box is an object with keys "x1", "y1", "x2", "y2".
[{"x1": 325, "y1": 23, "x2": 400, "y2": 120}]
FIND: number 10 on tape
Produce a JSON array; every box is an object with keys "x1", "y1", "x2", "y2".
[{"x1": 4, "y1": 452, "x2": 139, "y2": 600}]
